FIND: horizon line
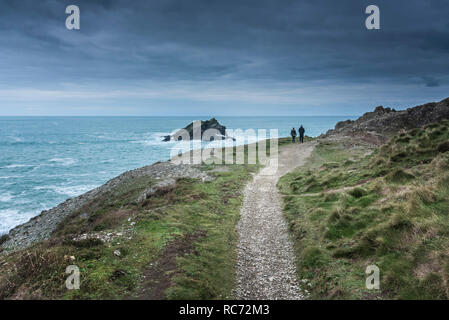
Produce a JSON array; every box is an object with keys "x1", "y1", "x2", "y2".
[{"x1": 0, "y1": 114, "x2": 358, "y2": 118}]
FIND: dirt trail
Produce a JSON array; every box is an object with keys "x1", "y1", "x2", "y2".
[{"x1": 235, "y1": 141, "x2": 315, "y2": 300}]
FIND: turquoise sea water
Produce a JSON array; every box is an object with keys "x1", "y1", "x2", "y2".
[{"x1": 0, "y1": 116, "x2": 355, "y2": 234}]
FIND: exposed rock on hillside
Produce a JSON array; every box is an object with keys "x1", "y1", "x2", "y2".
[
  {"x1": 324, "y1": 97, "x2": 449, "y2": 141},
  {"x1": 162, "y1": 118, "x2": 234, "y2": 142},
  {"x1": 1, "y1": 162, "x2": 212, "y2": 252}
]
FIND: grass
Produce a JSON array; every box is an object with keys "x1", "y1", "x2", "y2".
[
  {"x1": 0, "y1": 138, "x2": 292, "y2": 300},
  {"x1": 279, "y1": 120, "x2": 449, "y2": 299}
]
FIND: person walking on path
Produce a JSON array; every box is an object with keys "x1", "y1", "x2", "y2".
[
  {"x1": 298, "y1": 125, "x2": 305, "y2": 143},
  {"x1": 291, "y1": 127, "x2": 297, "y2": 143}
]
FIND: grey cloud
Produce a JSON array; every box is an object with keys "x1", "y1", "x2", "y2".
[
  {"x1": 0, "y1": 0, "x2": 448, "y2": 115},
  {"x1": 423, "y1": 76, "x2": 440, "y2": 87}
]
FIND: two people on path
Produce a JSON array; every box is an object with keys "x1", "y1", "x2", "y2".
[{"x1": 291, "y1": 125, "x2": 305, "y2": 143}]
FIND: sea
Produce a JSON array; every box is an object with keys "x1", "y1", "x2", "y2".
[{"x1": 0, "y1": 116, "x2": 355, "y2": 234}]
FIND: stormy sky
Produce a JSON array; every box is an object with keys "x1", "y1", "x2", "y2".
[{"x1": 0, "y1": 0, "x2": 448, "y2": 116}]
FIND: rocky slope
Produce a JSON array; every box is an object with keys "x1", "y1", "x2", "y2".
[
  {"x1": 1, "y1": 161, "x2": 211, "y2": 252},
  {"x1": 324, "y1": 97, "x2": 449, "y2": 143}
]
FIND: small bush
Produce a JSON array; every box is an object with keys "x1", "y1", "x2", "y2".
[
  {"x1": 328, "y1": 211, "x2": 340, "y2": 223},
  {"x1": 324, "y1": 193, "x2": 338, "y2": 202},
  {"x1": 14, "y1": 248, "x2": 67, "y2": 288},
  {"x1": 429, "y1": 129, "x2": 444, "y2": 139},
  {"x1": 290, "y1": 181, "x2": 301, "y2": 192},
  {"x1": 333, "y1": 230, "x2": 379, "y2": 259},
  {"x1": 431, "y1": 154, "x2": 449, "y2": 171},
  {"x1": 397, "y1": 136, "x2": 411, "y2": 143},
  {"x1": 389, "y1": 213, "x2": 413, "y2": 230},
  {"x1": 301, "y1": 247, "x2": 327, "y2": 268},
  {"x1": 437, "y1": 141, "x2": 449, "y2": 153},
  {"x1": 348, "y1": 187, "x2": 367, "y2": 198},
  {"x1": 93, "y1": 224, "x2": 107, "y2": 231},
  {"x1": 413, "y1": 186, "x2": 436, "y2": 205},
  {"x1": 305, "y1": 182, "x2": 322, "y2": 193},
  {"x1": 386, "y1": 169, "x2": 415, "y2": 184},
  {"x1": 391, "y1": 152, "x2": 407, "y2": 162},
  {"x1": 375, "y1": 168, "x2": 389, "y2": 177}
]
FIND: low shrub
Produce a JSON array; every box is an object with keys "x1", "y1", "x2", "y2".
[
  {"x1": 348, "y1": 187, "x2": 367, "y2": 198},
  {"x1": 437, "y1": 141, "x2": 449, "y2": 153},
  {"x1": 386, "y1": 169, "x2": 415, "y2": 184}
]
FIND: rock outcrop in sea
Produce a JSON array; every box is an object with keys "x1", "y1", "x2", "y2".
[{"x1": 162, "y1": 118, "x2": 234, "y2": 142}]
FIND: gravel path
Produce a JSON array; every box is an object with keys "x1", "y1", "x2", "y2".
[{"x1": 235, "y1": 141, "x2": 315, "y2": 299}]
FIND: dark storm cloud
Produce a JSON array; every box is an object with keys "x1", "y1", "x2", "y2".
[
  {"x1": 0, "y1": 0, "x2": 448, "y2": 115},
  {"x1": 422, "y1": 76, "x2": 440, "y2": 88}
]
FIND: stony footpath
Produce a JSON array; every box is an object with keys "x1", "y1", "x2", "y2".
[{"x1": 235, "y1": 142, "x2": 315, "y2": 300}]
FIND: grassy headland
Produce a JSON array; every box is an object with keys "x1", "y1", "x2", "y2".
[{"x1": 279, "y1": 120, "x2": 449, "y2": 299}]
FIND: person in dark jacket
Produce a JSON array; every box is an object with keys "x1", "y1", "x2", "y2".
[
  {"x1": 291, "y1": 127, "x2": 297, "y2": 143},
  {"x1": 298, "y1": 125, "x2": 305, "y2": 143}
]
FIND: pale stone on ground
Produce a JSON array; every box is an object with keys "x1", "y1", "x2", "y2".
[{"x1": 235, "y1": 142, "x2": 315, "y2": 300}]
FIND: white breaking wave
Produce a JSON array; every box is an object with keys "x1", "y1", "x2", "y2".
[
  {"x1": 0, "y1": 192, "x2": 14, "y2": 202},
  {"x1": 7, "y1": 136, "x2": 23, "y2": 143},
  {"x1": 30, "y1": 157, "x2": 79, "y2": 171},
  {"x1": 0, "y1": 209, "x2": 35, "y2": 235},
  {"x1": 130, "y1": 132, "x2": 173, "y2": 146},
  {"x1": 48, "y1": 158, "x2": 78, "y2": 166},
  {"x1": 1, "y1": 164, "x2": 34, "y2": 169},
  {"x1": 0, "y1": 175, "x2": 25, "y2": 179}
]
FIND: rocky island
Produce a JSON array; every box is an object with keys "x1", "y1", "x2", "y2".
[{"x1": 162, "y1": 118, "x2": 235, "y2": 142}]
